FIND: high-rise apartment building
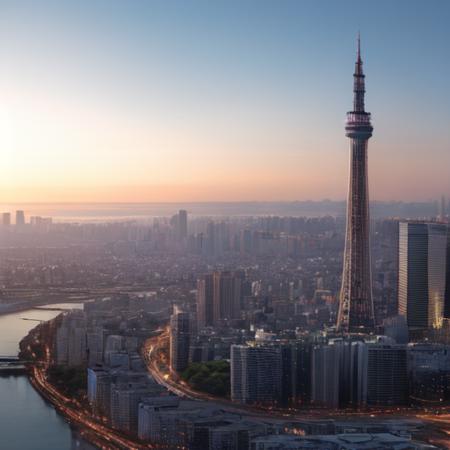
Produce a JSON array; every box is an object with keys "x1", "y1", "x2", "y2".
[
  {"x1": 311, "y1": 340, "x2": 409, "y2": 408},
  {"x1": 196, "y1": 273, "x2": 214, "y2": 329},
  {"x1": 87, "y1": 327, "x2": 104, "y2": 366},
  {"x1": 169, "y1": 307, "x2": 191, "y2": 372},
  {"x1": 279, "y1": 344, "x2": 296, "y2": 406},
  {"x1": 311, "y1": 340, "x2": 368, "y2": 409},
  {"x1": 231, "y1": 344, "x2": 281, "y2": 405},
  {"x1": 87, "y1": 368, "x2": 113, "y2": 416},
  {"x1": 398, "y1": 222, "x2": 450, "y2": 330},
  {"x1": 311, "y1": 344, "x2": 340, "y2": 408},
  {"x1": 292, "y1": 340, "x2": 312, "y2": 406},
  {"x1": 349, "y1": 341, "x2": 369, "y2": 407},
  {"x1": 337, "y1": 37, "x2": 375, "y2": 332},
  {"x1": 367, "y1": 344, "x2": 408, "y2": 406},
  {"x1": 110, "y1": 382, "x2": 153, "y2": 434},
  {"x1": 213, "y1": 271, "x2": 241, "y2": 324},
  {"x1": 55, "y1": 311, "x2": 87, "y2": 367}
]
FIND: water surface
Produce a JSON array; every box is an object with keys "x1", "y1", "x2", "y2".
[{"x1": 0, "y1": 304, "x2": 93, "y2": 450}]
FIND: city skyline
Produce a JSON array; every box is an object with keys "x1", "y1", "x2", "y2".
[
  {"x1": 1, "y1": 4, "x2": 450, "y2": 449},
  {"x1": 1, "y1": 0, "x2": 450, "y2": 202}
]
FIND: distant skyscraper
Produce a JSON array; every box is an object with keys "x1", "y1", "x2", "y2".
[
  {"x1": 205, "y1": 221, "x2": 216, "y2": 257},
  {"x1": 337, "y1": 37, "x2": 375, "y2": 332},
  {"x1": 15, "y1": 210, "x2": 25, "y2": 226},
  {"x1": 196, "y1": 273, "x2": 214, "y2": 328},
  {"x1": 2, "y1": 212, "x2": 11, "y2": 226},
  {"x1": 169, "y1": 307, "x2": 191, "y2": 372},
  {"x1": 438, "y1": 195, "x2": 447, "y2": 222},
  {"x1": 398, "y1": 222, "x2": 450, "y2": 330},
  {"x1": 178, "y1": 209, "x2": 188, "y2": 240}
]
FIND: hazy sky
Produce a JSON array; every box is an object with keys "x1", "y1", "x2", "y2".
[{"x1": 1, "y1": 0, "x2": 450, "y2": 202}]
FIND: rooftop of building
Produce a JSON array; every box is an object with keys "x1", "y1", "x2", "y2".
[{"x1": 251, "y1": 433, "x2": 438, "y2": 449}]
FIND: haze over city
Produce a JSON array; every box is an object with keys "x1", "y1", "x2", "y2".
[{"x1": 1, "y1": 0, "x2": 450, "y2": 203}]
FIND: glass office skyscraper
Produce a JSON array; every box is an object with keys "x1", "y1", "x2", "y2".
[{"x1": 398, "y1": 222, "x2": 450, "y2": 330}]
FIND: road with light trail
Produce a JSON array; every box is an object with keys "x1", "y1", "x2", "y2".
[{"x1": 143, "y1": 328, "x2": 450, "y2": 448}]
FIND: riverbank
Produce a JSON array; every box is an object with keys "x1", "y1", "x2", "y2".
[
  {"x1": 21, "y1": 318, "x2": 160, "y2": 450},
  {"x1": 0, "y1": 305, "x2": 89, "y2": 450},
  {"x1": 0, "y1": 298, "x2": 88, "y2": 317},
  {"x1": 29, "y1": 365, "x2": 132, "y2": 450}
]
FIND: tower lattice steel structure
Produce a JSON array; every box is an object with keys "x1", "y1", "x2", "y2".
[{"x1": 337, "y1": 36, "x2": 375, "y2": 332}]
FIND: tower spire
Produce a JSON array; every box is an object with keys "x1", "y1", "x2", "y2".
[
  {"x1": 357, "y1": 31, "x2": 361, "y2": 61},
  {"x1": 353, "y1": 33, "x2": 365, "y2": 112}
]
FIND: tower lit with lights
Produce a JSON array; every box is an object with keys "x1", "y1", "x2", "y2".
[{"x1": 337, "y1": 36, "x2": 375, "y2": 332}]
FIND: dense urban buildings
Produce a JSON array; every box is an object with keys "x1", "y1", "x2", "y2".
[{"x1": 6, "y1": 202, "x2": 448, "y2": 448}]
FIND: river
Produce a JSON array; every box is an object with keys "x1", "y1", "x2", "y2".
[{"x1": 0, "y1": 304, "x2": 96, "y2": 450}]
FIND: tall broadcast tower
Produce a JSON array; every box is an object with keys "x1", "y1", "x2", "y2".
[{"x1": 337, "y1": 36, "x2": 375, "y2": 332}]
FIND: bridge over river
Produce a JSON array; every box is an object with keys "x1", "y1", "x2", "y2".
[{"x1": 0, "y1": 355, "x2": 27, "y2": 375}]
